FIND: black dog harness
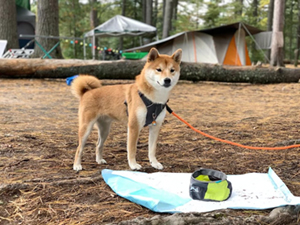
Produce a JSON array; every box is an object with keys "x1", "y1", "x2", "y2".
[{"x1": 124, "y1": 91, "x2": 167, "y2": 127}]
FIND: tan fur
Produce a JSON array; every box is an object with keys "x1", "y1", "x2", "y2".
[
  {"x1": 71, "y1": 75, "x2": 102, "y2": 99},
  {"x1": 72, "y1": 48, "x2": 182, "y2": 171}
]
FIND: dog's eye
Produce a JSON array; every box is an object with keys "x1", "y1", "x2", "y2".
[
  {"x1": 156, "y1": 68, "x2": 162, "y2": 72},
  {"x1": 170, "y1": 68, "x2": 175, "y2": 73}
]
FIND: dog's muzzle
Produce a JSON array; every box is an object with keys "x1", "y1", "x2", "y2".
[
  {"x1": 189, "y1": 168, "x2": 232, "y2": 201},
  {"x1": 163, "y1": 78, "x2": 171, "y2": 87}
]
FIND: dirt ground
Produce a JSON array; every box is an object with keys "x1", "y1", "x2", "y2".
[{"x1": 0, "y1": 78, "x2": 300, "y2": 224}]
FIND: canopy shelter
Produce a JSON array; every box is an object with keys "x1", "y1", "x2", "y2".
[
  {"x1": 125, "y1": 22, "x2": 263, "y2": 66},
  {"x1": 83, "y1": 15, "x2": 157, "y2": 59}
]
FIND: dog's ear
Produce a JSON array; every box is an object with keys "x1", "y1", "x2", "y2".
[
  {"x1": 172, "y1": 49, "x2": 182, "y2": 64},
  {"x1": 148, "y1": 48, "x2": 159, "y2": 62}
]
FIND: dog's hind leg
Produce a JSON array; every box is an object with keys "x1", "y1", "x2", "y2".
[
  {"x1": 95, "y1": 117, "x2": 112, "y2": 165},
  {"x1": 73, "y1": 119, "x2": 96, "y2": 171}
]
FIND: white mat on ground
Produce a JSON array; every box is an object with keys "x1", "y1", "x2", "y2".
[{"x1": 102, "y1": 168, "x2": 300, "y2": 213}]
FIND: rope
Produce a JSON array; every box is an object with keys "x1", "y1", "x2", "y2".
[{"x1": 169, "y1": 109, "x2": 300, "y2": 151}]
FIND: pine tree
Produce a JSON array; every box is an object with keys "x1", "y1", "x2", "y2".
[
  {"x1": 32, "y1": 0, "x2": 63, "y2": 59},
  {"x1": 0, "y1": 0, "x2": 19, "y2": 50}
]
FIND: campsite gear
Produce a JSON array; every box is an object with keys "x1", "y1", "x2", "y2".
[
  {"x1": 122, "y1": 52, "x2": 148, "y2": 60},
  {"x1": 2, "y1": 49, "x2": 34, "y2": 59},
  {"x1": 102, "y1": 168, "x2": 300, "y2": 213},
  {"x1": 166, "y1": 104, "x2": 300, "y2": 150},
  {"x1": 66, "y1": 75, "x2": 79, "y2": 86},
  {"x1": 138, "y1": 91, "x2": 167, "y2": 127},
  {"x1": 189, "y1": 169, "x2": 232, "y2": 202},
  {"x1": 34, "y1": 40, "x2": 60, "y2": 59},
  {"x1": 125, "y1": 22, "x2": 262, "y2": 66},
  {"x1": 16, "y1": 5, "x2": 36, "y2": 49},
  {"x1": 0, "y1": 40, "x2": 7, "y2": 58},
  {"x1": 83, "y1": 15, "x2": 157, "y2": 59},
  {"x1": 124, "y1": 91, "x2": 167, "y2": 127}
]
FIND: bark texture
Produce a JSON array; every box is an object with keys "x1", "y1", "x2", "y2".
[
  {"x1": 1, "y1": 59, "x2": 300, "y2": 84},
  {"x1": 0, "y1": 0, "x2": 19, "y2": 50},
  {"x1": 294, "y1": 0, "x2": 300, "y2": 67},
  {"x1": 270, "y1": 0, "x2": 285, "y2": 67},
  {"x1": 267, "y1": 0, "x2": 274, "y2": 61},
  {"x1": 162, "y1": 0, "x2": 173, "y2": 39},
  {"x1": 31, "y1": 0, "x2": 63, "y2": 59}
]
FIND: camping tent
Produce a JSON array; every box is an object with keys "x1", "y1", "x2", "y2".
[
  {"x1": 16, "y1": 5, "x2": 36, "y2": 48},
  {"x1": 83, "y1": 15, "x2": 157, "y2": 59},
  {"x1": 125, "y1": 22, "x2": 262, "y2": 66}
]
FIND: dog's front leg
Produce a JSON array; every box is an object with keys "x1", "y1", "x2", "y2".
[
  {"x1": 148, "y1": 123, "x2": 164, "y2": 170},
  {"x1": 127, "y1": 122, "x2": 142, "y2": 170}
]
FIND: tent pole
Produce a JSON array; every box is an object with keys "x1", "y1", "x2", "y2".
[
  {"x1": 184, "y1": 33, "x2": 190, "y2": 62},
  {"x1": 241, "y1": 23, "x2": 270, "y2": 63},
  {"x1": 83, "y1": 37, "x2": 86, "y2": 60},
  {"x1": 73, "y1": 37, "x2": 76, "y2": 58},
  {"x1": 236, "y1": 22, "x2": 242, "y2": 65},
  {"x1": 92, "y1": 34, "x2": 96, "y2": 60}
]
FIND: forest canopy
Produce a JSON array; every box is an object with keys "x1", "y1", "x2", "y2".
[{"x1": 28, "y1": 0, "x2": 285, "y2": 63}]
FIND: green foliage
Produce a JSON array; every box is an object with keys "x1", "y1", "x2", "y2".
[
  {"x1": 284, "y1": 0, "x2": 298, "y2": 61},
  {"x1": 29, "y1": 0, "x2": 300, "y2": 63}
]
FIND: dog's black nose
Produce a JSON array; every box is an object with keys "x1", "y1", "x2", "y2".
[{"x1": 164, "y1": 78, "x2": 171, "y2": 85}]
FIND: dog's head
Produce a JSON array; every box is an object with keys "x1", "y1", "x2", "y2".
[{"x1": 143, "y1": 48, "x2": 182, "y2": 90}]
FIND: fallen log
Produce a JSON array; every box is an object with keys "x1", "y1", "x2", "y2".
[{"x1": 1, "y1": 58, "x2": 300, "y2": 84}]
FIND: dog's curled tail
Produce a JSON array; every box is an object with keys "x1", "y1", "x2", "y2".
[{"x1": 71, "y1": 75, "x2": 102, "y2": 99}]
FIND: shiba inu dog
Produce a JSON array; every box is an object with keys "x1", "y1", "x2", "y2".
[{"x1": 71, "y1": 48, "x2": 182, "y2": 171}]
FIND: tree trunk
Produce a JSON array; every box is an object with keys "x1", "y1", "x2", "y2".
[
  {"x1": 236, "y1": 0, "x2": 244, "y2": 16},
  {"x1": 270, "y1": 0, "x2": 285, "y2": 67},
  {"x1": 142, "y1": 0, "x2": 153, "y2": 45},
  {"x1": 146, "y1": 0, "x2": 152, "y2": 25},
  {"x1": 0, "y1": 0, "x2": 19, "y2": 50},
  {"x1": 251, "y1": 0, "x2": 259, "y2": 59},
  {"x1": 31, "y1": 0, "x2": 63, "y2": 59},
  {"x1": 72, "y1": 0, "x2": 80, "y2": 59},
  {"x1": 1, "y1": 59, "x2": 300, "y2": 84},
  {"x1": 267, "y1": 0, "x2": 275, "y2": 61},
  {"x1": 89, "y1": 0, "x2": 98, "y2": 29},
  {"x1": 89, "y1": 0, "x2": 98, "y2": 60},
  {"x1": 288, "y1": 0, "x2": 295, "y2": 61},
  {"x1": 142, "y1": 0, "x2": 146, "y2": 22},
  {"x1": 162, "y1": 0, "x2": 173, "y2": 39},
  {"x1": 122, "y1": 0, "x2": 126, "y2": 15},
  {"x1": 153, "y1": 0, "x2": 158, "y2": 27},
  {"x1": 172, "y1": 0, "x2": 178, "y2": 30},
  {"x1": 252, "y1": 0, "x2": 258, "y2": 21},
  {"x1": 294, "y1": 0, "x2": 300, "y2": 67},
  {"x1": 119, "y1": 0, "x2": 126, "y2": 51}
]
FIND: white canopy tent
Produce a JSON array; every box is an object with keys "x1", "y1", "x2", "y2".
[{"x1": 83, "y1": 15, "x2": 157, "y2": 59}]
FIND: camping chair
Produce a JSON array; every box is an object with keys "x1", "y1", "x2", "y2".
[
  {"x1": 2, "y1": 49, "x2": 34, "y2": 58},
  {"x1": 0, "y1": 40, "x2": 7, "y2": 58},
  {"x1": 34, "y1": 39, "x2": 60, "y2": 59},
  {"x1": 20, "y1": 38, "x2": 60, "y2": 59},
  {"x1": 2, "y1": 39, "x2": 34, "y2": 58}
]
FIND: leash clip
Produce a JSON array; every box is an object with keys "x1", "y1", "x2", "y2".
[{"x1": 152, "y1": 113, "x2": 157, "y2": 126}]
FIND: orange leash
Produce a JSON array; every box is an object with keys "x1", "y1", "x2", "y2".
[{"x1": 166, "y1": 105, "x2": 300, "y2": 151}]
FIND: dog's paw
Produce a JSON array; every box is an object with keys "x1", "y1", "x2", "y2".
[
  {"x1": 96, "y1": 158, "x2": 107, "y2": 164},
  {"x1": 73, "y1": 164, "x2": 82, "y2": 171},
  {"x1": 129, "y1": 163, "x2": 142, "y2": 170},
  {"x1": 151, "y1": 161, "x2": 164, "y2": 170}
]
